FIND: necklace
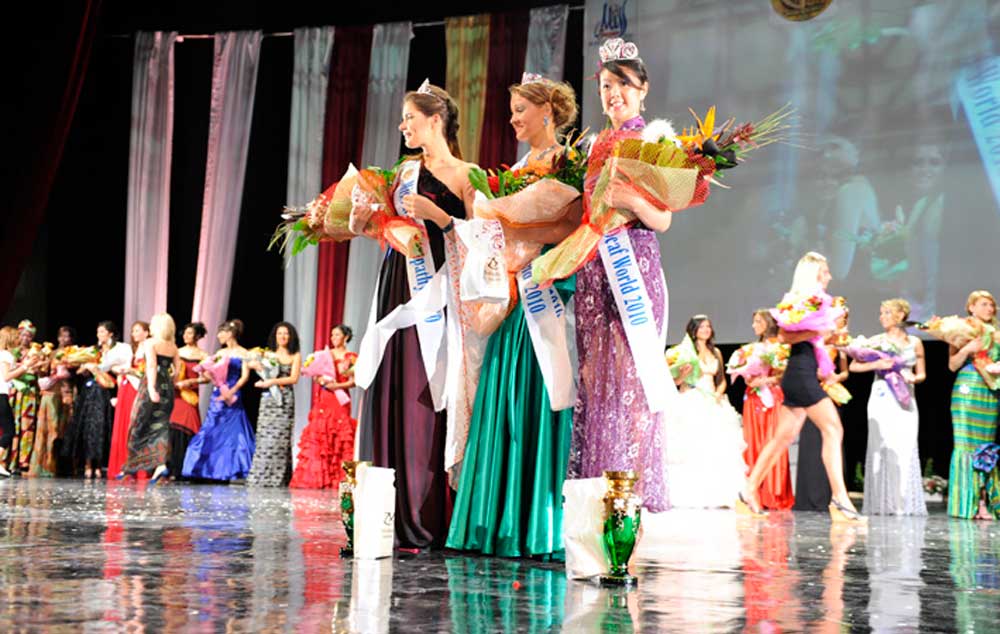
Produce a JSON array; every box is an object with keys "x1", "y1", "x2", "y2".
[{"x1": 531, "y1": 143, "x2": 559, "y2": 163}]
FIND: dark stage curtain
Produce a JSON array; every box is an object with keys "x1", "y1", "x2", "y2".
[{"x1": 476, "y1": 11, "x2": 530, "y2": 170}]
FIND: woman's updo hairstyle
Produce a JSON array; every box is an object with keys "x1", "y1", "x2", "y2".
[
  {"x1": 509, "y1": 79, "x2": 579, "y2": 136},
  {"x1": 404, "y1": 82, "x2": 463, "y2": 160},
  {"x1": 219, "y1": 318, "x2": 244, "y2": 341},
  {"x1": 599, "y1": 59, "x2": 649, "y2": 90}
]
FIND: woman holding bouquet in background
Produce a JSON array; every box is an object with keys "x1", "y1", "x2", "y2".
[
  {"x1": 349, "y1": 81, "x2": 478, "y2": 549},
  {"x1": 63, "y1": 321, "x2": 132, "y2": 479},
  {"x1": 28, "y1": 325, "x2": 77, "y2": 477},
  {"x1": 107, "y1": 321, "x2": 149, "y2": 479},
  {"x1": 739, "y1": 252, "x2": 864, "y2": 522},
  {"x1": 290, "y1": 325, "x2": 357, "y2": 489},
  {"x1": 794, "y1": 305, "x2": 850, "y2": 512},
  {"x1": 0, "y1": 326, "x2": 24, "y2": 477},
  {"x1": 246, "y1": 322, "x2": 301, "y2": 487},
  {"x1": 6, "y1": 320, "x2": 42, "y2": 473},
  {"x1": 946, "y1": 290, "x2": 1000, "y2": 520},
  {"x1": 740, "y1": 310, "x2": 794, "y2": 510},
  {"x1": 447, "y1": 75, "x2": 581, "y2": 558},
  {"x1": 663, "y1": 315, "x2": 745, "y2": 508},
  {"x1": 118, "y1": 313, "x2": 180, "y2": 483},
  {"x1": 182, "y1": 319, "x2": 255, "y2": 482},
  {"x1": 168, "y1": 322, "x2": 208, "y2": 481},
  {"x1": 848, "y1": 298, "x2": 926, "y2": 516},
  {"x1": 564, "y1": 40, "x2": 674, "y2": 512}
]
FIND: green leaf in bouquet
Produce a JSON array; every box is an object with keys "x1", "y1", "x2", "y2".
[{"x1": 467, "y1": 166, "x2": 495, "y2": 199}]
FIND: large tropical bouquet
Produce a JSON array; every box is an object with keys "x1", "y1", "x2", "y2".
[
  {"x1": 531, "y1": 105, "x2": 794, "y2": 286},
  {"x1": 270, "y1": 162, "x2": 427, "y2": 259},
  {"x1": 919, "y1": 316, "x2": 1000, "y2": 390}
]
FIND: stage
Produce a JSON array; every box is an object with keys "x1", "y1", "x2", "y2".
[{"x1": 0, "y1": 479, "x2": 996, "y2": 632}]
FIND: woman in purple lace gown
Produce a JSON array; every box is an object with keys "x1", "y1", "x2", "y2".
[{"x1": 567, "y1": 40, "x2": 674, "y2": 512}]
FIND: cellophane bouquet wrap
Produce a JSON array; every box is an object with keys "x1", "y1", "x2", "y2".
[
  {"x1": 55, "y1": 345, "x2": 100, "y2": 367},
  {"x1": 665, "y1": 335, "x2": 702, "y2": 388},
  {"x1": 247, "y1": 347, "x2": 282, "y2": 405},
  {"x1": 727, "y1": 340, "x2": 789, "y2": 408},
  {"x1": 920, "y1": 316, "x2": 1000, "y2": 390},
  {"x1": 271, "y1": 163, "x2": 427, "y2": 259},
  {"x1": 770, "y1": 290, "x2": 845, "y2": 378},
  {"x1": 532, "y1": 106, "x2": 794, "y2": 287},
  {"x1": 10, "y1": 342, "x2": 54, "y2": 392},
  {"x1": 301, "y1": 349, "x2": 335, "y2": 379},
  {"x1": 844, "y1": 335, "x2": 913, "y2": 408},
  {"x1": 194, "y1": 353, "x2": 234, "y2": 405}
]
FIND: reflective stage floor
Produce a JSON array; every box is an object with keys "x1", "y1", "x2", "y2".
[{"x1": 0, "y1": 479, "x2": 997, "y2": 632}]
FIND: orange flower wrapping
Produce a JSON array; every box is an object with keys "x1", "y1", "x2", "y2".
[
  {"x1": 353, "y1": 168, "x2": 427, "y2": 258},
  {"x1": 531, "y1": 131, "x2": 714, "y2": 287}
]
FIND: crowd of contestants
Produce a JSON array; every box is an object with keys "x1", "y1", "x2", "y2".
[
  {"x1": 0, "y1": 317, "x2": 359, "y2": 491},
  {"x1": 2, "y1": 38, "x2": 997, "y2": 559}
]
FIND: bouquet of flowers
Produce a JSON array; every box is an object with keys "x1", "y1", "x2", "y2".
[
  {"x1": 532, "y1": 105, "x2": 794, "y2": 287},
  {"x1": 844, "y1": 335, "x2": 912, "y2": 408},
  {"x1": 270, "y1": 162, "x2": 427, "y2": 260},
  {"x1": 247, "y1": 347, "x2": 282, "y2": 405},
  {"x1": 770, "y1": 290, "x2": 846, "y2": 378},
  {"x1": 10, "y1": 342, "x2": 53, "y2": 391},
  {"x1": 923, "y1": 474, "x2": 947, "y2": 495},
  {"x1": 194, "y1": 353, "x2": 235, "y2": 405},
  {"x1": 665, "y1": 335, "x2": 702, "y2": 388},
  {"x1": 54, "y1": 345, "x2": 100, "y2": 367},
  {"x1": 919, "y1": 316, "x2": 1000, "y2": 390},
  {"x1": 857, "y1": 215, "x2": 908, "y2": 282},
  {"x1": 38, "y1": 364, "x2": 72, "y2": 391},
  {"x1": 302, "y1": 349, "x2": 352, "y2": 405},
  {"x1": 726, "y1": 340, "x2": 789, "y2": 408}
]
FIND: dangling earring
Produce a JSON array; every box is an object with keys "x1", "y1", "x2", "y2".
[
  {"x1": 640, "y1": 100, "x2": 646, "y2": 112},
  {"x1": 543, "y1": 115, "x2": 550, "y2": 127}
]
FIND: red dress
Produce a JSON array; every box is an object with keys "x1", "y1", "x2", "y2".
[
  {"x1": 742, "y1": 340, "x2": 795, "y2": 510},
  {"x1": 107, "y1": 354, "x2": 142, "y2": 478},
  {"x1": 289, "y1": 351, "x2": 357, "y2": 489}
]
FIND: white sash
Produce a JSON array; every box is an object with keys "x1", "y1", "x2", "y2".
[
  {"x1": 517, "y1": 262, "x2": 577, "y2": 410},
  {"x1": 353, "y1": 160, "x2": 449, "y2": 411},
  {"x1": 597, "y1": 229, "x2": 676, "y2": 413}
]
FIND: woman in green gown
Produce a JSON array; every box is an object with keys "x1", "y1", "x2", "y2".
[{"x1": 446, "y1": 76, "x2": 581, "y2": 558}]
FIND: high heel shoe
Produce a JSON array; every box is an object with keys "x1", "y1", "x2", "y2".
[
  {"x1": 114, "y1": 472, "x2": 127, "y2": 481},
  {"x1": 149, "y1": 466, "x2": 169, "y2": 485},
  {"x1": 735, "y1": 492, "x2": 768, "y2": 517},
  {"x1": 829, "y1": 499, "x2": 867, "y2": 524}
]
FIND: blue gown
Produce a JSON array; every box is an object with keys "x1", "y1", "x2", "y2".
[{"x1": 182, "y1": 357, "x2": 256, "y2": 480}]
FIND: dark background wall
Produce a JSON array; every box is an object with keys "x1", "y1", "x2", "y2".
[{"x1": 3, "y1": 0, "x2": 961, "y2": 475}]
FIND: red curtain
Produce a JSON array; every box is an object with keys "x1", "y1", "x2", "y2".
[
  {"x1": 477, "y1": 11, "x2": 530, "y2": 170},
  {"x1": 0, "y1": 0, "x2": 103, "y2": 316},
  {"x1": 314, "y1": 26, "x2": 374, "y2": 357}
]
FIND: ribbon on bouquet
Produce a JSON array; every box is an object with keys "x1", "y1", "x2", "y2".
[
  {"x1": 517, "y1": 262, "x2": 577, "y2": 411},
  {"x1": 597, "y1": 228, "x2": 676, "y2": 413},
  {"x1": 354, "y1": 161, "x2": 448, "y2": 411},
  {"x1": 755, "y1": 385, "x2": 775, "y2": 410}
]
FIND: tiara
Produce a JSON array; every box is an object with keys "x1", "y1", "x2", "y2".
[
  {"x1": 520, "y1": 71, "x2": 545, "y2": 85},
  {"x1": 417, "y1": 78, "x2": 435, "y2": 96},
  {"x1": 599, "y1": 38, "x2": 640, "y2": 65}
]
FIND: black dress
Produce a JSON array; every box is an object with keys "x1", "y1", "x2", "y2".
[
  {"x1": 781, "y1": 342, "x2": 828, "y2": 407},
  {"x1": 357, "y1": 167, "x2": 464, "y2": 549},
  {"x1": 62, "y1": 377, "x2": 114, "y2": 467},
  {"x1": 123, "y1": 354, "x2": 175, "y2": 474}
]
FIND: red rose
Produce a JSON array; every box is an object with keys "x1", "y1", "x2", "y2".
[{"x1": 488, "y1": 175, "x2": 500, "y2": 193}]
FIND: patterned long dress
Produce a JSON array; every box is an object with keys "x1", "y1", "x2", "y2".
[
  {"x1": 947, "y1": 337, "x2": 1000, "y2": 519},
  {"x1": 28, "y1": 372, "x2": 72, "y2": 477},
  {"x1": 7, "y1": 368, "x2": 39, "y2": 472},
  {"x1": 122, "y1": 354, "x2": 174, "y2": 474},
  {"x1": 247, "y1": 363, "x2": 294, "y2": 487},
  {"x1": 566, "y1": 117, "x2": 670, "y2": 512}
]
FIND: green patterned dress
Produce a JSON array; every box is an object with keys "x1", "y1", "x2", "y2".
[
  {"x1": 446, "y1": 276, "x2": 574, "y2": 559},
  {"x1": 122, "y1": 354, "x2": 174, "y2": 474},
  {"x1": 947, "y1": 338, "x2": 1000, "y2": 519}
]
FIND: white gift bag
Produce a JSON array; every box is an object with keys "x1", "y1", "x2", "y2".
[
  {"x1": 353, "y1": 464, "x2": 396, "y2": 559},
  {"x1": 455, "y1": 218, "x2": 508, "y2": 304},
  {"x1": 562, "y1": 477, "x2": 610, "y2": 580}
]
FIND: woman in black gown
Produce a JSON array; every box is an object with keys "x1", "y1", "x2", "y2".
[
  {"x1": 349, "y1": 81, "x2": 479, "y2": 549},
  {"x1": 739, "y1": 252, "x2": 865, "y2": 522}
]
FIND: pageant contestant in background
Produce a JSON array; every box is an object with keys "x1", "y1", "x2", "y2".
[
  {"x1": 741, "y1": 310, "x2": 794, "y2": 510},
  {"x1": 665, "y1": 315, "x2": 745, "y2": 508},
  {"x1": 29, "y1": 325, "x2": 77, "y2": 477},
  {"x1": 567, "y1": 42, "x2": 673, "y2": 512},
  {"x1": 351, "y1": 82, "x2": 478, "y2": 549},
  {"x1": 850, "y1": 299, "x2": 927, "y2": 516},
  {"x1": 290, "y1": 325, "x2": 357, "y2": 490},
  {"x1": 247, "y1": 322, "x2": 301, "y2": 487},
  {"x1": 447, "y1": 75, "x2": 580, "y2": 558},
  {"x1": 63, "y1": 321, "x2": 132, "y2": 479},
  {"x1": 0, "y1": 327, "x2": 22, "y2": 476},
  {"x1": 947, "y1": 290, "x2": 1000, "y2": 520},
  {"x1": 794, "y1": 307, "x2": 850, "y2": 512},
  {"x1": 107, "y1": 321, "x2": 149, "y2": 479},
  {"x1": 168, "y1": 322, "x2": 208, "y2": 480},
  {"x1": 6, "y1": 320, "x2": 41, "y2": 473},
  {"x1": 119, "y1": 313, "x2": 180, "y2": 484},
  {"x1": 182, "y1": 319, "x2": 256, "y2": 482},
  {"x1": 739, "y1": 252, "x2": 865, "y2": 523}
]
